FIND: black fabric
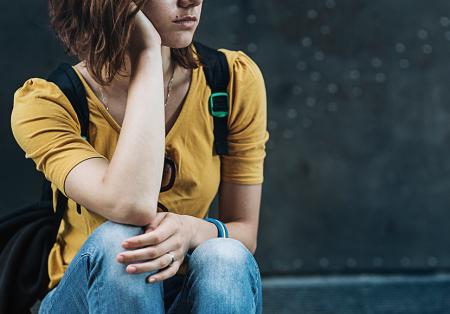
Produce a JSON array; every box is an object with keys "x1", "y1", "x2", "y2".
[
  {"x1": 47, "y1": 63, "x2": 90, "y2": 215},
  {"x1": 193, "y1": 41, "x2": 231, "y2": 156},
  {"x1": 0, "y1": 63, "x2": 88, "y2": 314}
]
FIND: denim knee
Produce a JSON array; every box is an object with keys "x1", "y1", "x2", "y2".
[
  {"x1": 84, "y1": 220, "x2": 144, "y2": 253},
  {"x1": 39, "y1": 221, "x2": 166, "y2": 313},
  {"x1": 188, "y1": 237, "x2": 261, "y2": 295},
  {"x1": 82, "y1": 221, "x2": 160, "y2": 290}
]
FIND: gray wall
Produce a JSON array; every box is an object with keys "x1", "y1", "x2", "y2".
[{"x1": 2, "y1": 0, "x2": 450, "y2": 277}]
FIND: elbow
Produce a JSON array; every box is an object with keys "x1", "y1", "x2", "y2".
[{"x1": 110, "y1": 197, "x2": 158, "y2": 226}]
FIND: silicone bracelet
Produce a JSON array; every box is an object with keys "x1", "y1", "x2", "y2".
[{"x1": 204, "y1": 217, "x2": 229, "y2": 238}]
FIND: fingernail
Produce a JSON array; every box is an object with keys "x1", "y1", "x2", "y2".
[
  {"x1": 122, "y1": 241, "x2": 129, "y2": 247},
  {"x1": 148, "y1": 277, "x2": 156, "y2": 283},
  {"x1": 127, "y1": 266, "x2": 136, "y2": 273},
  {"x1": 117, "y1": 255, "x2": 124, "y2": 262}
]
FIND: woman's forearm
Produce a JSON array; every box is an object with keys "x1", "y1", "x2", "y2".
[{"x1": 103, "y1": 49, "x2": 165, "y2": 224}]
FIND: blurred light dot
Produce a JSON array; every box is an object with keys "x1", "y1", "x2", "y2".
[
  {"x1": 296, "y1": 61, "x2": 308, "y2": 71},
  {"x1": 246, "y1": 14, "x2": 257, "y2": 24},
  {"x1": 349, "y1": 69, "x2": 360, "y2": 79},
  {"x1": 282, "y1": 129, "x2": 294, "y2": 139},
  {"x1": 306, "y1": 97, "x2": 317, "y2": 107},
  {"x1": 325, "y1": 0, "x2": 336, "y2": 9},
  {"x1": 287, "y1": 108, "x2": 298, "y2": 119},
  {"x1": 423, "y1": 44, "x2": 433, "y2": 54},
  {"x1": 314, "y1": 51, "x2": 325, "y2": 61},
  {"x1": 292, "y1": 85, "x2": 303, "y2": 95},
  {"x1": 268, "y1": 120, "x2": 278, "y2": 131},
  {"x1": 418, "y1": 29, "x2": 429, "y2": 40},
  {"x1": 352, "y1": 86, "x2": 363, "y2": 97},
  {"x1": 346, "y1": 258, "x2": 357, "y2": 268},
  {"x1": 441, "y1": 17, "x2": 450, "y2": 27},
  {"x1": 310, "y1": 71, "x2": 322, "y2": 82},
  {"x1": 373, "y1": 257, "x2": 384, "y2": 267},
  {"x1": 302, "y1": 37, "x2": 312, "y2": 47},
  {"x1": 320, "y1": 25, "x2": 331, "y2": 35},
  {"x1": 327, "y1": 102, "x2": 338, "y2": 112},
  {"x1": 371, "y1": 58, "x2": 383, "y2": 68},
  {"x1": 427, "y1": 256, "x2": 438, "y2": 267},
  {"x1": 293, "y1": 259, "x2": 303, "y2": 269},
  {"x1": 375, "y1": 72, "x2": 386, "y2": 83},
  {"x1": 401, "y1": 257, "x2": 411, "y2": 267},
  {"x1": 307, "y1": 9, "x2": 318, "y2": 19},
  {"x1": 395, "y1": 43, "x2": 406, "y2": 53},
  {"x1": 228, "y1": 5, "x2": 240, "y2": 14},
  {"x1": 328, "y1": 83, "x2": 339, "y2": 94},
  {"x1": 399, "y1": 59, "x2": 410, "y2": 69},
  {"x1": 319, "y1": 258, "x2": 330, "y2": 268},
  {"x1": 247, "y1": 42, "x2": 258, "y2": 53}
]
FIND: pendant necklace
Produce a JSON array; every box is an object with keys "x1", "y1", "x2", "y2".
[{"x1": 99, "y1": 62, "x2": 176, "y2": 111}]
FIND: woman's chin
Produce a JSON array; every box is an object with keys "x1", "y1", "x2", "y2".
[{"x1": 162, "y1": 34, "x2": 195, "y2": 49}]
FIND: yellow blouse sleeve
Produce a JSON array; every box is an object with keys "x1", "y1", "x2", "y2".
[
  {"x1": 220, "y1": 51, "x2": 270, "y2": 184},
  {"x1": 10, "y1": 78, "x2": 108, "y2": 197}
]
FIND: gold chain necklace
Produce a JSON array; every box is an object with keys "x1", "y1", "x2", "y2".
[{"x1": 99, "y1": 62, "x2": 176, "y2": 111}]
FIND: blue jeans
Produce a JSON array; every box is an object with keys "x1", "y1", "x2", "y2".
[{"x1": 38, "y1": 220, "x2": 263, "y2": 313}]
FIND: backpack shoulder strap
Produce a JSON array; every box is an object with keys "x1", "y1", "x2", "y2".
[
  {"x1": 193, "y1": 41, "x2": 231, "y2": 156},
  {"x1": 47, "y1": 63, "x2": 90, "y2": 142},
  {"x1": 46, "y1": 63, "x2": 90, "y2": 216}
]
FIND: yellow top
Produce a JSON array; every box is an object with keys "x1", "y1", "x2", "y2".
[{"x1": 10, "y1": 48, "x2": 270, "y2": 291}]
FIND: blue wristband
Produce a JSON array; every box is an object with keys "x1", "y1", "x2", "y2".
[{"x1": 204, "y1": 217, "x2": 229, "y2": 238}]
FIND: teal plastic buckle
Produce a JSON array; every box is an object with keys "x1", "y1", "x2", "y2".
[{"x1": 209, "y1": 92, "x2": 229, "y2": 118}]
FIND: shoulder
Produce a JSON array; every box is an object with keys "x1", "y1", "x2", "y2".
[
  {"x1": 217, "y1": 48, "x2": 265, "y2": 84},
  {"x1": 14, "y1": 77, "x2": 70, "y2": 105},
  {"x1": 13, "y1": 77, "x2": 77, "y2": 117},
  {"x1": 11, "y1": 76, "x2": 80, "y2": 132}
]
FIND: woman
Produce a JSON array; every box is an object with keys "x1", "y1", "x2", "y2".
[{"x1": 11, "y1": 0, "x2": 269, "y2": 313}]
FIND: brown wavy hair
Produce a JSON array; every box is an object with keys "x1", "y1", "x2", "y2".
[{"x1": 48, "y1": 0, "x2": 200, "y2": 85}]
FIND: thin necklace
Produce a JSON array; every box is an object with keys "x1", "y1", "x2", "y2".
[{"x1": 99, "y1": 62, "x2": 176, "y2": 111}]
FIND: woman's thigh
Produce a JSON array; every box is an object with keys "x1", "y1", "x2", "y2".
[{"x1": 38, "y1": 220, "x2": 166, "y2": 314}]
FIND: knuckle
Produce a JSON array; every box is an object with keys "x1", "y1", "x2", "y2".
[
  {"x1": 158, "y1": 259, "x2": 166, "y2": 268},
  {"x1": 146, "y1": 249, "x2": 156, "y2": 259}
]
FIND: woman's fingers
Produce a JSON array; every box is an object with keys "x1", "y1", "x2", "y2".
[
  {"x1": 117, "y1": 233, "x2": 179, "y2": 264},
  {"x1": 125, "y1": 251, "x2": 180, "y2": 275},
  {"x1": 122, "y1": 213, "x2": 174, "y2": 249},
  {"x1": 146, "y1": 259, "x2": 179, "y2": 283}
]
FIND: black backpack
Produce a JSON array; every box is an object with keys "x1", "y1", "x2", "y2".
[{"x1": 0, "y1": 41, "x2": 231, "y2": 314}]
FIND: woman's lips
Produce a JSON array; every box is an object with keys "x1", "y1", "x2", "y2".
[{"x1": 173, "y1": 16, "x2": 197, "y2": 29}]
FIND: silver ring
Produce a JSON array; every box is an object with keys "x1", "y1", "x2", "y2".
[{"x1": 167, "y1": 252, "x2": 175, "y2": 265}]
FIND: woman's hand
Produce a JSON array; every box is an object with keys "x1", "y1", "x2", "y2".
[
  {"x1": 116, "y1": 212, "x2": 195, "y2": 283},
  {"x1": 128, "y1": 2, "x2": 162, "y2": 57}
]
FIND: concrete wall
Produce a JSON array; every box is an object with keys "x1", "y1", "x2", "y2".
[{"x1": 2, "y1": 0, "x2": 450, "y2": 277}]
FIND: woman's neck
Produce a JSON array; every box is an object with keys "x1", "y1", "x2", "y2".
[{"x1": 106, "y1": 45, "x2": 174, "y2": 91}]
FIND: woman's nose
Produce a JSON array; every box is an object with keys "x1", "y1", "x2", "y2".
[{"x1": 178, "y1": 0, "x2": 203, "y2": 8}]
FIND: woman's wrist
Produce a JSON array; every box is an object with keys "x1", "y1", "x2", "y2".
[
  {"x1": 129, "y1": 48, "x2": 161, "y2": 73},
  {"x1": 184, "y1": 215, "x2": 218, "y2": 250}
]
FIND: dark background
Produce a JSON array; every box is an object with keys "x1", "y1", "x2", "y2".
[{"x1": 2, "y1": 0, "x2": 450, "y2": 280}]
